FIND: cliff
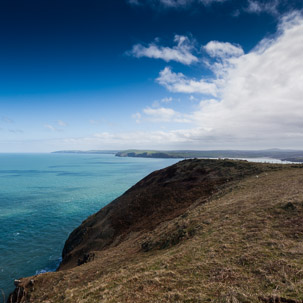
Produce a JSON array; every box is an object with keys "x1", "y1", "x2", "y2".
[{"x1": 8, "y1": 159, "x2": 303, "y2": 303}]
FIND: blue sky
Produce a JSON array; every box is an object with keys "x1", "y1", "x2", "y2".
[{"x1": 0, "y1": 0, "x2": 303, "y2": 152}]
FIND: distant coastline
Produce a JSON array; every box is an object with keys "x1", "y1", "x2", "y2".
[{"x1": 53, "y1": 149, "x2": 303, "y2": 163}]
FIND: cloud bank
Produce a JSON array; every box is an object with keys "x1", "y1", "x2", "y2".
[
  {"x1": 129, "y1": 35, "x2": 198, "y2": 65},
  {"x1": 129, "y1": 12, "x2": 303, "y2": 149},
  {"x1": 187, "y1": 12, "x2": 303, "y2": 147},
  {"x1": 41, "y1": 11, "x2": 303, "y2": 151}
]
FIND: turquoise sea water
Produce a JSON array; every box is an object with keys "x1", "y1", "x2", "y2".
[{"x1": 0, "y1": 153, "x2": 179, "y2": 299}]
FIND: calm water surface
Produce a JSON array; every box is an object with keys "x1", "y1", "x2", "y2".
[{"x1": 0, "y1": 153, "x2": 179, "y2": 299}]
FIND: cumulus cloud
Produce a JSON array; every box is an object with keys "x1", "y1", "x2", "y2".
[
  {"x1": 128, "y1": 12, "x2": 303, "y2": 149},
  {"x1": 157, "y1": 67, "x2": 218, "y2": 96},
  {"x1": 129, "y1": 35, "x2": 198, "y2": 65},
  {"x1": 204, "y1": 41, "x2": 244, "y2": 58},
  {"x1": 179, "y1": 12, "x2": 303, "y2": 148},
  {"x1": 143, "y1": 107, "x2": 190, "y2": 122},
  {"x1": 154, "y1": 40, "x2": 243, "y2": 96}
]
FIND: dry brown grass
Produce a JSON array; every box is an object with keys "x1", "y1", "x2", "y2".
[{"x1": 10, "y1": 166, "x2": 303, "y2": 303}]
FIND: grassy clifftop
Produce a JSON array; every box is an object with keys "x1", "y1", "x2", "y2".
[{"x1": 8, "y1": 159, "x2": 303, "y2": 303}]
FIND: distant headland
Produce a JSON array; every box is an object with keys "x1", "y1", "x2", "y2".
[{"x1": 53, "y1": 149, "x2": 303, "y2": 162}]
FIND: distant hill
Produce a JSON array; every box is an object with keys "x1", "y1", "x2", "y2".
[
  {"x1": 8, "y1": 159, "x2": 303, "y2": 302},
  {"x1": 116, "y1": 149, "x2": 303, "y2": 162},
  {"x1": 52, "y1": 149, "x2": 303, "y2": 162}
]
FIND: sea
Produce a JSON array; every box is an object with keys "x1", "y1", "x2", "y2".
[{"x1": 0, "y1": 153, "x2": 179, "y2": 300}]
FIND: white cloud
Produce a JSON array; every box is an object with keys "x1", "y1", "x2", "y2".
[
  {"x1": 157, "y1": 67, "x2": 218, "y2": 96},
  {"x1": 183, "y1": 12, "x2": 303, "y2": 148},
  {"x1": 129, "y1": 35, "x2": 198, "y2": 65},
  {"x1": 245, "y1": 0, "x2": 279, "y2": 16},
  {"x1": 161, "y1": 97, "x2": 173, "y2": 103},
  {"x1": 204, "y1": 41, "x2": 244, "y2": 59},
  {"x1": 132, "y1": 105, "x2": 190, "y2": 124},
  {"x1": 144, "y1": 107, "x2": 176, "y2": 122},
  {"x1": 189, "y1": 95, "x2": 198, "y2": 101},
  {"x1": 129, "y1": 12, "x2": 303, "y2": 149},
  {"x1": 143, "y1": 106, "x2": 190, "y2": 123},
  {"x1": 152, "y1": 97, "x2": 173, "y2": 107}
]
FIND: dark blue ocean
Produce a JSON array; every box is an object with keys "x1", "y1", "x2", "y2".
[{"x1": 0, "y1": 153, "x2": 179, "y2": 300}]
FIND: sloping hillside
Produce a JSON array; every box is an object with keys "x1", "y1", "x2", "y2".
[{"x1": 8, "y1": 159, "x2": 303, "y2": 303}]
